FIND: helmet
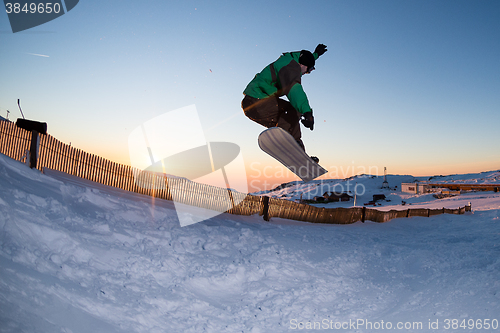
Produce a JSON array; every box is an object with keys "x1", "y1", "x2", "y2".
[{"x1": 299, "y1": 50, "x2": 315, "y2": 72}]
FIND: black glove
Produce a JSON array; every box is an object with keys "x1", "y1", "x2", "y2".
[
  {"x1": 314, "y1": 44, "x2": 327, "y2": 57},
  {"x1": 301, "y1": 111, "x2": 314, "y2": 131}
]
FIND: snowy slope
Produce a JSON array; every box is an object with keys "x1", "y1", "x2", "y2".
[{"x1": 1, "y1": 153, "x2": 499, "y2": 333}]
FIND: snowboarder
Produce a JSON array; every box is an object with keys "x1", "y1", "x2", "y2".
[{"x1": 241, "y1": 44, "x2": 328, "y2": 162}]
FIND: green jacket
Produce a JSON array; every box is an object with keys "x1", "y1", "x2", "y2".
[{"x1": 243, "y1": 51, "x2": 319, "y2": 115}]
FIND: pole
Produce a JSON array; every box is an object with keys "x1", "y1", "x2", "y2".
[{"x1": 29, "y1": 130, "x2": 39, "y2": 169}]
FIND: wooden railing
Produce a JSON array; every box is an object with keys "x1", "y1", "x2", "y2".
[{"x1": 0, "y1": 120, "x2": 472, "y2": 224}]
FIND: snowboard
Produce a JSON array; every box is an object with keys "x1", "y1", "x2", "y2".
[{"x1": 258, "y1": 127, "x2": 328, "y2": 183}]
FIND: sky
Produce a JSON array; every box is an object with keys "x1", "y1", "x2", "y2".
[{"x1": 1, "y1": 0, "x2": 499, "y2": 192}]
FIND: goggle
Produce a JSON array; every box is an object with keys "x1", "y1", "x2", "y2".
[{"x1": 306, "y1": 66, "x2": 315, "y2": 74}]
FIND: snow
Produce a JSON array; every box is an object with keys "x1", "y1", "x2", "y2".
[{"x1": 0, "y1": 152, "x2": 499, "y2": 332}]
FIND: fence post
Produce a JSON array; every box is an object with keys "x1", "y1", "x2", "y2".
[
  {"x1": 262, "y1": 196, "x2": 270, "y2": 221},
  {"x1": 28, "y1": 130, "x2": 39, "y2": 169}
]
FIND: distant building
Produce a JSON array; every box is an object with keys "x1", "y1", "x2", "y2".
[
  {"x1": 372, "y1": 194, "x2": 386, "y2": 202},
  {"x1": 0, "y1": 115, "x2": 7, "y2": 122},
  {"x1": 363, "y1": 194, "x2": 387, "y2": 206},
  {"x1": 313, "y1": 196, "x2": 326, "y2": 202},
  {"x1": 401, "y1": 183, "x2": 430, "y2": 194},
  {"x1": 323, "y1": 192, "x2": 353, "y2": 202}
]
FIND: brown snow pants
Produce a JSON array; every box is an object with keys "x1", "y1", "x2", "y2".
[{"x1": 241, "y1": 95, "x2": 305, "y2": 150}]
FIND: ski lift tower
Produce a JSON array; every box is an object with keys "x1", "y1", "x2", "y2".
[{"x1": 382, "y1": 167, "x2": 389, "y2": 189}]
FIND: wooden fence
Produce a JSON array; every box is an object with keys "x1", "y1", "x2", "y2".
[
  {"x1": 0, "y1": 120, "x2": 471, "y2": 224},
  {"x1": 429, "y1": 183, "x2": 500, "y2": 192}
]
